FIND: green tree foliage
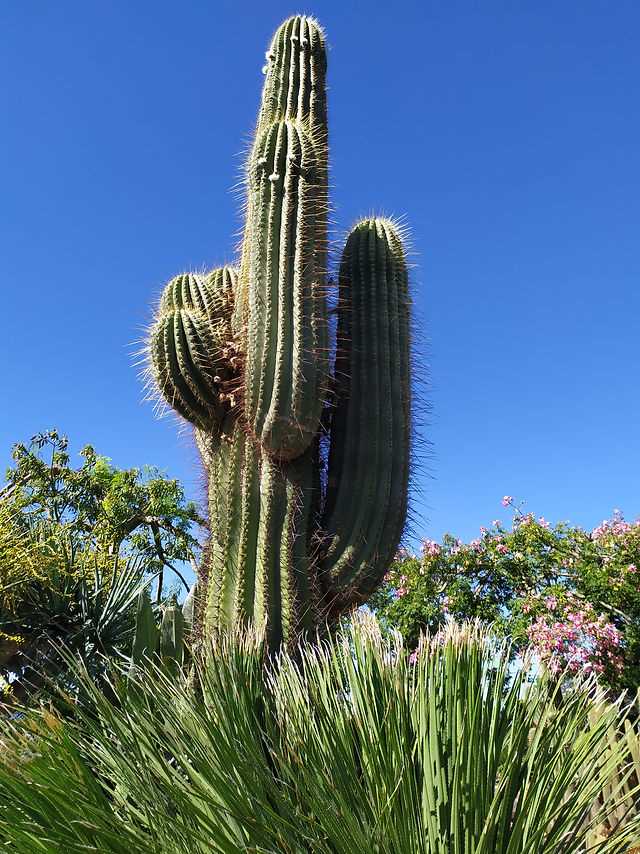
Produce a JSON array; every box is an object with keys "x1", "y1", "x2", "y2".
[
  {"x1": 371, "y1": 499, "x2": 640, "y2": 692},
  {"x1": 0, "y1": 620, "x2": 637, "y2": 853},
  {"x1": 0, "y1": 430, "x2": 204, "y2": 701}
]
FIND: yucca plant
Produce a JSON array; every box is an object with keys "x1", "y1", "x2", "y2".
[
  {"x1": 588, "y1": 689, "x2": 640, "y2": 849},
  {"x1": 1, "y1": 620, "x2": 638, "y2": 852}
]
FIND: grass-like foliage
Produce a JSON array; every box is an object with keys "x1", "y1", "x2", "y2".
[{"x1": 1, "y1": 620, "x2": 638, "y2": 853}]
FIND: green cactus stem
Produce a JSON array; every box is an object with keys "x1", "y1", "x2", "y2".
[
  {"x1": 320, "y1": 219, "x2": 411, "y2": 612},
  {"x1": 131, "y1": 591, "x2": 186, "y2": 674},
  {"x1": 145, "y1": 16, "x2": 413, "y2": 650},
  {"x1": 258, "y1": 15, "x2": 327, "y2": 134},
  {"x1": 241, "y1": 119, "x2": 327, "y2": 460},
  {"x1": 149, "y1": 269, "x2": 238, "y2": 429}
]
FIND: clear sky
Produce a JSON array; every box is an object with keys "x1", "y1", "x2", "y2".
[{"x1": 2, "y1": 0, "x2": 639, "y2": 549}]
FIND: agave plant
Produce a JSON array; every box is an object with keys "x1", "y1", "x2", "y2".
[
  {"x1": 0, "y1": 518, "x2": 151, "y2": 703},
  {"x1": 1, "y1": 620, "x2": 638, "y2": 852}
]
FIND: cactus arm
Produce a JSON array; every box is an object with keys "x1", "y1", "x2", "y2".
[
  {"x1": 324, "y1": 221, "x2": 387, "y2": 579},
  {"x1": 362, "y1": 221, "x2": 412, "y2": 589},
  {"x1": 149, "y1": 269, "x2": 238, "y2": 430},
  {"x1": 320, "y1": 219, "x2": 411, "y2": 612},
  {"x1": 242, "y1": 120, "x2": 326, "y2": 460},
  {"x1": 259, "y1": 16, "x2": 327, "y2": 133}
]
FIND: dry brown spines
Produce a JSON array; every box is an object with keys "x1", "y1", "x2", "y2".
[{"x1": 148, "y1": 269, "x2": 241, "y2": 430}]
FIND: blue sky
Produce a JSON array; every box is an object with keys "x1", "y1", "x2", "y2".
[{"x1": 2, "y1": 0, "x2": 639, "y2": 548}]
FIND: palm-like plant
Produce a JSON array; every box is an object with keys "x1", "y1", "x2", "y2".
[
  {"x1": 0, "y1": 514, "x2": 151, "y2": 701},
  {"x1": 1, "y1": 620, "x2": 638, "y2": 853},
  {"x1": 1, "y1": 430, "x2": 202, "y2": 702}
]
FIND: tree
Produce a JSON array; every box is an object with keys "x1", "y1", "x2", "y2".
[
  {"x1": 371, "y1": 498, "x2": 640, "y2": 692},
  {"x1": 0, "y1": 430, "x2": 204, "y2": 701}
]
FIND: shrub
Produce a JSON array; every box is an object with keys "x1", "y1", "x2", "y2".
[{"x1": 1, "y1": 620, "x2": 638, "y2": 852}]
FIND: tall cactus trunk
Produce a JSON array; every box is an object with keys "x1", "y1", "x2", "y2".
[{"x1": 146, "y1": 16, "x2": 413, "y2": 650}]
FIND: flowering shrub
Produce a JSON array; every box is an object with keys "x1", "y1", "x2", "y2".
[
  {"x1": 526, "y1": 598, "x2": 623, "y2": 677},
  {"x1": 370, "y1": 499, "x2": 640, "y2": 691}
]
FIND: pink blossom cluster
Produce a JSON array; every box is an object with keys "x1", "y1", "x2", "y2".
[
  {"x1": 421, "y1": 538, "x2": 441, "y2": 557},
  {"x1": 591, "y1": 510, "x2": 640, "y2": 540},
  {"x1": 527, "y1": 604, "x2": 623, "y2": 677},
  {"x1": 395, "y1": 575, "x2": 409, "y2": 597}
]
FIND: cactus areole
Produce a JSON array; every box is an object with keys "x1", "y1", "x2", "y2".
[{"x1": 147, "y1": 16, "x2": 412, "y2": 650}]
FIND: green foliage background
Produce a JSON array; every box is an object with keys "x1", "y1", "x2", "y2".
[
  {"x1": 0, "y1": 430, "x2": 204, "y2": 701},
  {"x1": 372, "y1": 501, "x2": 640, "y2": 692}
]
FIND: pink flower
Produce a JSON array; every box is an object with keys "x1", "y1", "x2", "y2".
[
  {"x1": 522, "y1": 602, "x2": 532, "y2": 614},
  {"x1": 492, "y1": 519, "x2": 501, "y2": 528},
  {"x1": 538, "y1": 517, "x2": 549, "y2": 529},
  {"x1": 527, "y1": 603, "x2": 623, "y2": 679},
  {"x1": 544, "y1": 596, "x2": 558, "y2": 610},
  {"x1": 501, "y1": 496, "x2": 513, "y2": 508},
  {"x1": 592, "y1": 514, "x2": 632, "y2": 540},
  {"x1": 421, "y1": 538, "x2": 441, "y2": 557},
  {"x1": 409, "y1": 650, "x2": 418, "y2": 665},
  {"x1": 628, "y1": 564, "x2": 637, "y2": 574},
  {"x1": 496, "y1": 544, "x2": 508, "y2": 555}
]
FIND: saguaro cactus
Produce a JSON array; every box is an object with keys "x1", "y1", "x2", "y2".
[{"x1": 147, "y1": 16, "x2": 412, "y2": 649}]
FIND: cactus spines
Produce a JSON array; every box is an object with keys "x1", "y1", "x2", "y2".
[
  {"x1": 320, "y1": 219, "x2": 411, "y2": 608},
  {"x1": 145, "y1": 17, "x2": 413, "y2": 650},
  {"x1": 242, "y1": 119, "x2": 327, "y2": 460},
  {"x1": 201, "y1": 420, "x2": 319, "y2": 650},
  {"x1": 259, "y1": 16, "x2": 327, "y2": 135},
  {"x1": 149, "y1": 269, "x2": 239, "y2": 428}
]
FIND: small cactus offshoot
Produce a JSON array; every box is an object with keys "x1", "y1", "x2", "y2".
[
  {"x1": 145, "y1": 16, "x2": 412, "y2": 650},
  {"x1": 131, "y1": 590, "x2": 186, "y2": 675}
]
